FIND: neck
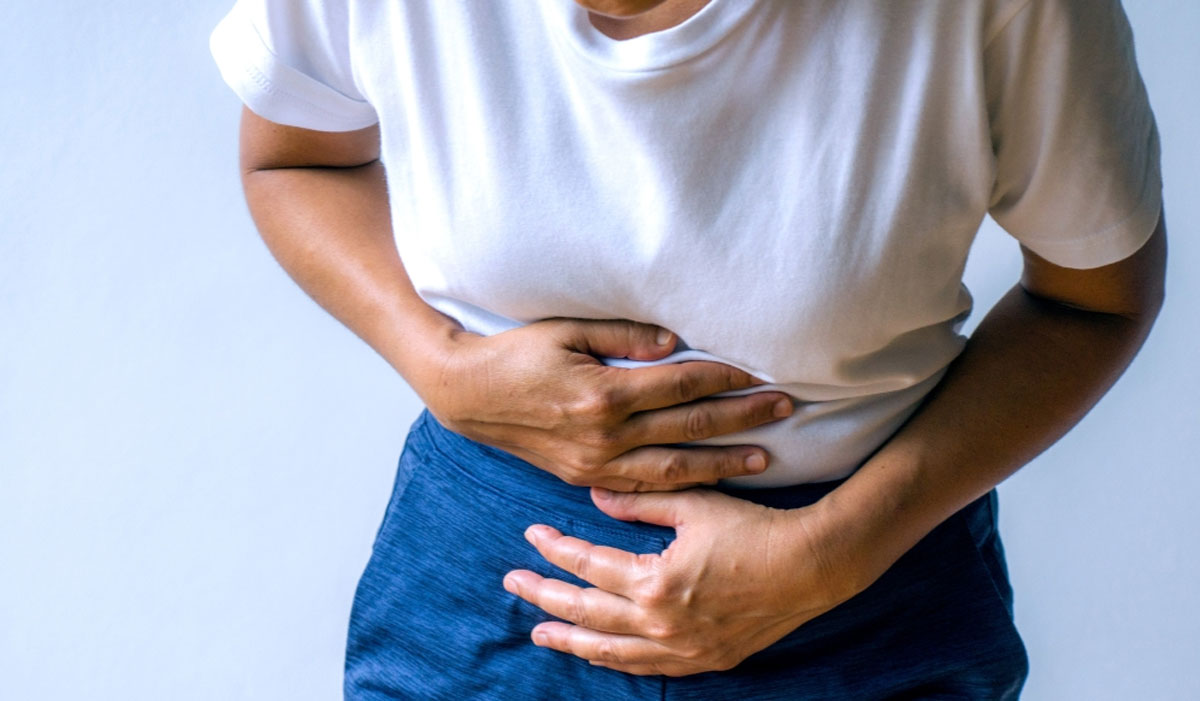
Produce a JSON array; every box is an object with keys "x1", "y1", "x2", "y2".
[{"x1": 588, "y1": 0, "x2": 713, "y2": 40}]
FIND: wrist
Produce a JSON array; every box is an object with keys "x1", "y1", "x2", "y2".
[
  {"x1": 811, "y1": 452, "x2": 965, "y2": 596},
  {"x1": 774, "y1": 498, "x2": 887, "y2": 610},
  {"x1": 398, "y1": 322, "x2": 482, "y2": 412},
  {"x1": 781, "y1": 461, "x2": 940, "y2": 607}
]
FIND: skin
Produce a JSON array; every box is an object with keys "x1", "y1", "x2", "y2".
[
  {"x1": 498, "y1": 1, "x2": 1167, "y2": 672},
  {"x1": 240, "y1": 110, "x2": 794, "y2": 492},
  {"x1": 576, "y1": 0, "x2": 670, "y2": 17},
  {"x1": 504, "y1": 221, "x2": 1166, "y2": 675},
  {"x1": 239, "y1": 0, "x2": 1167, "y2": 676},
  {"x1": 577, "y1": 0, "x2": 710, "y2": 39}
]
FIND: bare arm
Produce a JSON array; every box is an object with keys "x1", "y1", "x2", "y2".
[
  {"x1": 506, "y1": 216, "x2": 1167, "y2": 675},
  {"x1": 237, "y1": 107, "x2": 794, "y2": 491},
  {"x1": 815, "y1": 215, "x2": 1168, "y2": 591},
  {"x1": 239, "y1": 109, "x2": 462, "y2": 386}
]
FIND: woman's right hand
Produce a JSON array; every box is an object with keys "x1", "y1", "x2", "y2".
[
  {"x1": 418, "y1": 318, "x2": 794, "y2": 492},
  {"x1": 236, "y1": 114, "x2": 787, "y2": 490}
]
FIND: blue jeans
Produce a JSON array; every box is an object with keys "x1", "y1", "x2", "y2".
[{"x1": 344, "y1": 410, "x2": 1028, "y2": 699}]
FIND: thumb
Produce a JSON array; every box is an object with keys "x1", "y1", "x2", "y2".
[
  {"x1": 555, "y1": 319, "x2": 677, "y2": 361},
  {"x1": 590, "y1": 487, "x2": 696, "y2": 527}
]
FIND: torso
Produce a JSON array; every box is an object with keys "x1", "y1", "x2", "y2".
[{"x1": 349, "y1": 0, "x2": 1007, "y2": 485}]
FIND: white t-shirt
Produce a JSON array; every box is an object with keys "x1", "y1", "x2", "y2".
[{"x1": 211, "y1": 0, "x2": 1162, "y2": 486}]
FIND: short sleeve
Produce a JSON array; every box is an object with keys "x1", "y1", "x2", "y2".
[
  {"x1": 985, "y1": 0, "x2": 1162, "y2": 269},
  {"x1": 210, "y1": 0, "x2": 378, "y2": 132}
]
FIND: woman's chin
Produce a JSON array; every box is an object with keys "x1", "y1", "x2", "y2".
[{"x1": 573, "y1": 0, "x2": 671, "y2": 19}]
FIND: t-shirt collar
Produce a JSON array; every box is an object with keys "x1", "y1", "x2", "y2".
[{"x1": 539, "y1": 0, "x2": 761, "y2": 72}]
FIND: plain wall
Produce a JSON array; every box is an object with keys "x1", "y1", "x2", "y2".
[{"x1": 1, "y1": 2, "x2": 1196, "y2": 698}]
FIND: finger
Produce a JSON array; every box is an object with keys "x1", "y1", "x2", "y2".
[
  {"x1": 622, "y1": 391, "x2": 793, "y2": 445},
  {"x1": 589, "y1": 659, "x2": 703, "y2": 677},
  {"x1": 503, "y1": 570, "x2": 642, "y2": 635},
  {"x1": 524, "y1": 525, "x2": 651, "y2": 594},
  {"x1": 531, "y1": 621, "x2": 668, "y2": 666},
  {"x1": 590, "y1": 487, "x2": 701, "y2": 528},
  {"x1": 603, "y1": 444, "x2": 769, "y2": 484},
  {"x1": 499, "y1": 444, "x2": 701, "y2": 493},
  {"x1": 588, "y1": 660, "x2": 665, "y2": 676},
  {"x1": 550, "y1": 319, "x2": 677, "y2": 362},
  {"x1": 587, "y1": 475, "x2": 714, "y2": 493},
  {"x1": 612, "y1": 361, "x2": 768, "y2": 413}
]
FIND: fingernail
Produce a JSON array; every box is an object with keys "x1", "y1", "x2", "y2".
[
  {"x1": 592, "y1": 487, "x2": 613, "y2": 501},
  {"x1": 503, "y1": 573, "x2": 518, "y2": 594},
  {"x1": 656, "y1": 329, "x2": 673, "y2": 346},
  {"x1": 773, "y1": 398, "x2": 792, "y2": 418},
  {"x1": 533, "y1": 631, "x2": 549, "y2": 646},
  {"x1": 524, "y1": 526, "x2": 539, "y2": 545},
  {"x1": 745, "y1": 453, "x2": 766, "y2": 473}
]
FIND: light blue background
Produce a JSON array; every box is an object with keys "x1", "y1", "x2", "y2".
[{"x1": 1, "y1": 2, "x2": 1196, "y2": 699}]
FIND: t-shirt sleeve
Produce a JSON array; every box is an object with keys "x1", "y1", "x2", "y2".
[
  {"x1": 210, "y1": 0, "x2": 378, "y2": 132},
  {"x1": 984, "y1": 0, "x2": 1162, "y2": 269}
]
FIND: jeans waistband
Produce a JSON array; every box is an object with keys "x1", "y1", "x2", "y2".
[{"x1": 412, "y1": 409, "x2": 852, "y2": 512}]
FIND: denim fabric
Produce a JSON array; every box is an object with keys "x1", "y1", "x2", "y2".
[{"x1": 344, "y1": 410, "x2": 1028, "y2": 700}]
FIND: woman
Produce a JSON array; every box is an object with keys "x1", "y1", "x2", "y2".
[{"x1": 212, "y1": 0, "x2": 1165, "y2": 697}]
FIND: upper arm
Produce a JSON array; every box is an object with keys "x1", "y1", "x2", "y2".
[
  {"x1": 239, "y1": 106, "x2": 380, "y2": 173},
  {"x1": 985, "y1": 1, "x2": 1166, "y2": 320},
  {"x1": 1019, "y1": 211, "x2": 1167, "y2": 320},
  {"x1": 986, "y1": 0, "x2": 1162, "y2": 272}
]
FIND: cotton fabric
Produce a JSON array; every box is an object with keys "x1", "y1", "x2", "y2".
[{"x1": 212, "y1": 0, "x2": 1162, "y2": 486}]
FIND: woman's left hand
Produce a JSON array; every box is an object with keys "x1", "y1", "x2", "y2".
[{"x1": 503, "y1": 487, "x2": 869, "y2": 677}]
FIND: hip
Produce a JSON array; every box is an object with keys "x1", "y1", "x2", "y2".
[{"x1": 344, "y1": 409, "x2": 1027, "y2": 700}]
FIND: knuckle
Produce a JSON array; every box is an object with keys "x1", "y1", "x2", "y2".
[
  {"x1": 712, "y1": 653, "x2": 740, "y2": 672},
  {"x1": 721, "y1": 364, "x2": 746, "y2": 390},
  {"x1": 548, "y1": 399, "x2": 573, "y2": 426},
  {"x1": 570, "y1": 549, "x2": 591, "y2": 581},
  {"x1": 721, "y1": 452, "x2": 746, "y2": 477},
  {"x1": 627, "y1": 321, "x2": 652, "y2": 349},
  {"x1": 682, "y1": 408, "x2": 715, "y2": 441},
  {"x1": 558, "y1": 460, "x2": 591, "y2": 486},
  {"x1": 567, "y1": 594, "x2": 590, "y2": 628},
  {"x1": 634, "y1": 579, "x2": 670, "y2": 606},
  {"x1": 672, "y1": 371, "x2": 701, "y2": 403},
  {"x1": 635, "y1": 552, "x2": 661, "y2": 572},
  {"x1": 565, "y1": 447, "x2": 602, "y2": 476},
  {"x1": 577, "y1": 387, "x2": 619, "y2": 419},
  {"x1": 657, "y1": 452, "x2": 686, "y2": 483},
  {"x1": 595, "y1": 638, "x2": 621, "y2": 663},
  {"x1": 643, "y1": 615, "x2": 680, "y2": 641},
  {"x1": 585, "y1": 424, "x2": 621, "y2": 451}
]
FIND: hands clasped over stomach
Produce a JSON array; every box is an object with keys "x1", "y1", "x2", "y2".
[
  {"x1": 425, "y1": 317, "x2": 831, "y2": 676},
  {"x1": 427, "y1": 317, "x2": 794, "y2": 492}
]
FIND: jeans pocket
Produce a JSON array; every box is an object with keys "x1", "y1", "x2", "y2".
[
  {"x1": 913, "y1": 502, "x2": 1028, "y2": 698},
  {"x1": 369, "y1": 428, "x2": 427, "y2": 548},
  {"x1": 731, "y1": 498, "x2": 1029, "y2": 698}
]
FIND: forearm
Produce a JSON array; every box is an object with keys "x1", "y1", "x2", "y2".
[
  {"x1": 809, "y1": 258, "x2": 1164, "y2": 594},
  {"x1": 241, "y1": 162, "x2": 463, "y2": 389},
  {"x1": 236, "y1": 112, "x2": 790, "y2": 492}
]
